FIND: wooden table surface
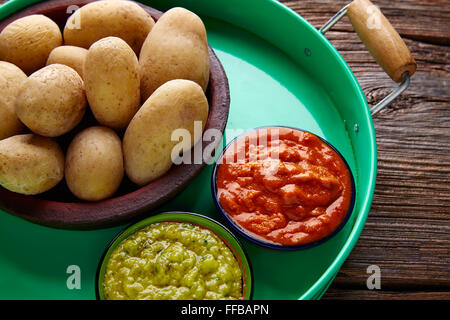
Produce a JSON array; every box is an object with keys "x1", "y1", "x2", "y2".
[
  {"x1": 279, "y1": 0, "x2": 449, "y2": 300},
  {"x1": 0, "y1": 0, "x2": 448, "y2": 300}
]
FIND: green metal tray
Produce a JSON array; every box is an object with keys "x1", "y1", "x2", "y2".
[{"x1": 0, "y1": 0, "x2": 377, "y2": 300}]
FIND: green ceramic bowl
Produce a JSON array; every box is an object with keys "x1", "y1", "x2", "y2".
[{"x1": 96, "y1": 212, "x2": 253, "y2": 300}]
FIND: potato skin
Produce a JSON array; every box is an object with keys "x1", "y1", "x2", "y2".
[
  {"x1": 0, "y1": 134, "x2": 64, "y2": 195},
  {"x1": 123, "y1": 79, "x2": 209, "y2": 186},
  {"x1": 0, "y1": 15, "x2": 62, "y2": 75},
  {"x1": 0, "y1": 62, "x2": 27, "y2": 140},
  {"x1": 16, "y1": 64, "x2": 86, "y2": 137},
  {"x1": 64, "y1": 0, "x2": 154, "y2": 55},
  {"x1": 65, "y1": 126, "x2": 124, "y2": 201},
  {"x1": 139, "y1": 7, "x2": 210, "y2": 101},
  {"x1": 84, "y1": 37, "x2": 140, "y2": 130},
  {"x1": 46, "y1": 45, "x2": 88, "y2": 79}
]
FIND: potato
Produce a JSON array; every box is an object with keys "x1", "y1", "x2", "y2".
[
  {"x1": 46, "y1": 45, "x2": 88, "y2": 79},
  {"x1": 64, "y1": 0, "x2": 154, "y2": 55},
  {"x1": 65, "y1": 126, "x2": 123, "y2": 201},
  {"x1": 0, "y1": 134, "x2": 64, "y2": 195},
  {"x1": 123, "y1": 79, "x2": 209, "y2": 186},
  {"x1": 139, "y1": 7, "x2": 210, "y2": 101},
  {"x1": 0, "y1": 62, "x2": 27, "y2": 140},
  {"x1": 16, "y1": 64, "x2": 86, "y2": 137},
  {"x1": 0, "y1": 15, "x2": 62, "y2": 75},
  {"x1": 84, "y1": 37, "x2": 140, "y2": 130}
]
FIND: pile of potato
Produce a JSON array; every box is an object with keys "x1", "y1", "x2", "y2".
[{"x1": 0, "y1": 0, "x2": 210, "y2": 201}]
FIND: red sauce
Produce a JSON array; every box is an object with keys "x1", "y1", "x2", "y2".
[{"x1": 216, "y1": 127, "x2": 353, "y2": 246}]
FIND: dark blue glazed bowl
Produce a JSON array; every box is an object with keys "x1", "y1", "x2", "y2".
[{"x1": 211, "y1": 126, "x2": 356, "y2": 251}]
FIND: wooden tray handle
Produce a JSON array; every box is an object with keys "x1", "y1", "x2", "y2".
[{"x1": 347, "y1": 0, "x2": 417, "y2": 82}]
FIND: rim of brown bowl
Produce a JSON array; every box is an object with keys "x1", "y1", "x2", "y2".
[{"x1": 0, "y1": 0, "x2": 230, "y2": 230}]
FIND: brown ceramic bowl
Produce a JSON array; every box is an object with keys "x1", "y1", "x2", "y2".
[{"x1": 0, "y1": 0, "x2": 230, "y2": 230}]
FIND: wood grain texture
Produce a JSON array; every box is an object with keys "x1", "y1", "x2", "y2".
[
  {"x1": 282, "y1": 0, "x2": 450, "y2": 44},
  {"x1": 0, "y1": 0, "x2": 231, "y2": 230},
  {"x1": 280, "y1": 0, "x2": 450, "y2": 300}
]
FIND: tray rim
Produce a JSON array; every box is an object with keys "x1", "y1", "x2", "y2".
[{"x1": 0, "y1": 0, "x2": 378, "y2": 300}]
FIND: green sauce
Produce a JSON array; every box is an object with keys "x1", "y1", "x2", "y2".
[{"x1": 103, "y1": 222, "x2": 243, "y2": 300}]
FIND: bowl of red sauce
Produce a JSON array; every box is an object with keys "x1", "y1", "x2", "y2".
[{"x1": 212, "y1": 126, "x2": 356, "y2": 250}]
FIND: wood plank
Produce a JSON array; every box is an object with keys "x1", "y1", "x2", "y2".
[
  {"x1": 329, "y1": 218, "x2": 450, "y2": 287},
  {"x1": 324, "y1": 288, "x2": 450, "y2": 300}
]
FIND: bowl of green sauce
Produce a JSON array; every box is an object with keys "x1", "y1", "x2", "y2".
[{"x1": 96, "y1": 212, "x2": 252, "y2": 300}]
